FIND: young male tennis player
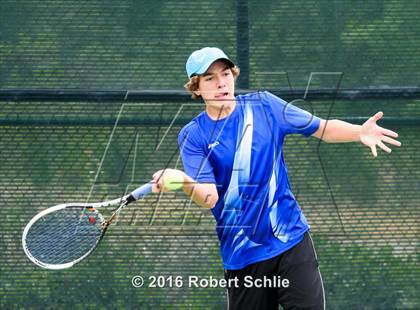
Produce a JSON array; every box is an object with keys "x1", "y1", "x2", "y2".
[{"x1": 152, "y1": 47, "x2": 401, "y2": 309}]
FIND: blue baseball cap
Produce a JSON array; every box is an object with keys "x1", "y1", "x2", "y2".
[{"x1": 186, "y1": 47, "x2": 235, "y2": 78}]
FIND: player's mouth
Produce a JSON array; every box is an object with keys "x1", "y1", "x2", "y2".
[{"x1": 215, "y1": 92, "x2": 229, "y2": 99}]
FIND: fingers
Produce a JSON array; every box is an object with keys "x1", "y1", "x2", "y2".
[
  {"x1": 368, "y1": 135, "x2": 401, "y2": 158},
  {"x1": 371, "y1": 111, "x2": 383, "y2": 122},
  {"x1": 380, "y1": 127, "x2": 399, "y2": 138},
  {"x1": 152, "y1": 169, "x2": 180, "y2": 193},
  {"x1": 381, "y1": 135, "x2": 402, "y2": 147},
  {"x1": 365, "y1": 114, "x2": 401, "y2": 158},
  {"x1": 377, "y1": 141, "x2": 392, "y2": 153},
  {"x1": 152, "y1": 170, "x2": 165, "y2": 193},
  {"x1": 370, "y1": 145, "x2": 378, "y2": 157},
  {"x1": 152, "y1": 169, "x2": 165, "y2": 181},
  {"x1": 151, "y1": 178, "x2": 163, "y2": 193},
  {"x1": 151, "y1": 182, "x2": 160, "y2": 193}
]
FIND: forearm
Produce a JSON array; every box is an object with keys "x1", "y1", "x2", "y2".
[
  {"x1": 182, "y1": 174, "x2": 218, "y2": 209},
  {"x1": 318, "y1": 119, "x2": 362, "y2": 143}
]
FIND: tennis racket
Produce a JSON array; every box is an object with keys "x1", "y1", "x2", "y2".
[{"x1": 22, "y1": 182, "x2": 153, "y2": 270}]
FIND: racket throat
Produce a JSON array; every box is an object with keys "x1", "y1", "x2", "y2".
[
  {"x1": 102, "y1": 212, "x2": 117, "y2": 229},
  {"x1": 102, "y1": 202, "x2": 127, "y2": 229}
]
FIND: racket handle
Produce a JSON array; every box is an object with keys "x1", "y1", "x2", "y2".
[{"x1": 127, "y1": 182, "x2": 153, "y2": 202}]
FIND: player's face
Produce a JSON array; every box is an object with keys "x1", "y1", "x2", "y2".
[{"x1": 196, "y1": 60, "x2": 235, "y2": 107}]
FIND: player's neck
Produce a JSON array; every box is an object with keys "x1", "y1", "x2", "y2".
[{"x1": 205, "y1": 99, "x2": 236, "y2": 121}]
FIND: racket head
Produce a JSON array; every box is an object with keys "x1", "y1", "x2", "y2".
[{"x1": 22, "y1": 204, "x2": 106, "y2": 270}]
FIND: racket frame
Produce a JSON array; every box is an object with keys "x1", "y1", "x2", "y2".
[
  {"x1": 22, "y1": 182, "x2": 152, "y2": 270},
  {"x1": 22, "y1": 201, "x2": 118, "y2": 270}
]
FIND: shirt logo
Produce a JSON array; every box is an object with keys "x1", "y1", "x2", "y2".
[{"x1": 208, "y1": 141, "x2": 220, "y2": 149}]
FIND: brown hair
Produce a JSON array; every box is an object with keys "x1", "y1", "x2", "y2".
[{"x1": 184, "y1": 66, "x2": 240, "y2": 100}]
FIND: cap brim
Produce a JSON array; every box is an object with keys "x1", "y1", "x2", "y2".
[{"x1": 192, "y1": 58, "x2": 235, "y2": 77}]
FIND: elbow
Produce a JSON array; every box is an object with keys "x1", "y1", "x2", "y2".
[
  {"x1": 190, "y1": 183, "x2": 219, "y2": 209},
  {"x1": 203, "y1": 192, "x2": 219, "y2": 209},
  {"x1": 322, "y1": 136, "x2": 333, "y2": 143}
]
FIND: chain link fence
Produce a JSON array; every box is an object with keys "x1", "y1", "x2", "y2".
[{"x1": 1, "y1": 0, "x2": 419, "y2": 309}]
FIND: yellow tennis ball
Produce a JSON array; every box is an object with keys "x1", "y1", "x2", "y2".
[{"x1": 163, "y1": 170, "x2": 184, "y2": 191}]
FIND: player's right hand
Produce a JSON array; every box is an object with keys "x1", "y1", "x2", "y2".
[{"x1": 151, "y1": 169, "x2": 184, "y2": 193}]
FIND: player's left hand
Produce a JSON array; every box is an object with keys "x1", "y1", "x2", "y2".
[{"x1": 360, "y1": 111, "x2": 402, "y2": 157}]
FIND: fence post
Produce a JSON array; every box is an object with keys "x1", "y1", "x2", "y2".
[{"x1": 236, "y1": 0, "x2": 249, "y2": 90}]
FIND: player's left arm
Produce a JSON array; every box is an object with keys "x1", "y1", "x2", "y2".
[{"x1": 312, "y1": 111, "x2": 402, "y2": 157}]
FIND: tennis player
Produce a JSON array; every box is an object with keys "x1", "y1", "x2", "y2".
[{"x1": 152, "y1": 47, "x2": 401, "y2": 310}]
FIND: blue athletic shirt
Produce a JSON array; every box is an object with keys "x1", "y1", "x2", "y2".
[{"x1": 178, "y1": 91, "x2": 321, "y2": 270}]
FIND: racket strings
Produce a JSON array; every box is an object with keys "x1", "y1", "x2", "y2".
[{"x1": 25, "y1": 207, "x2": 103, "y2": 265}]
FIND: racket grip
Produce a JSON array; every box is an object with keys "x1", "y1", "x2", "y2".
[{"x1": 129, "y1": 182, "x2": 153, "y2": 201}]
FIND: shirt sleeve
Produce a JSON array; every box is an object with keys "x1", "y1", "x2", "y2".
[
  {"x1": 178, "y1": 122, "x2": 216, "y2": 183},
  {"x1": 261, "y1": 91, "x2": 321, "y2": 137}
]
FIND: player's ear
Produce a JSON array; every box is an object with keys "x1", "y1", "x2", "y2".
[{"x1": 191, "y1": 75, "x2": 201, "y2": 97}]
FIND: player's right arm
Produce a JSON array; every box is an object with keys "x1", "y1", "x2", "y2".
[
  {"x1": 181, "y1": 173, "x2": 218, "y2": 209},
  {"x1": 152, "y1": 169, "x2": 218, "y2": 209}
]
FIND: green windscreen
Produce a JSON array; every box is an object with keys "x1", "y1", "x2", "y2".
[{"x1": 1, "y1": 0, "x2": 418, "y2": 89}]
